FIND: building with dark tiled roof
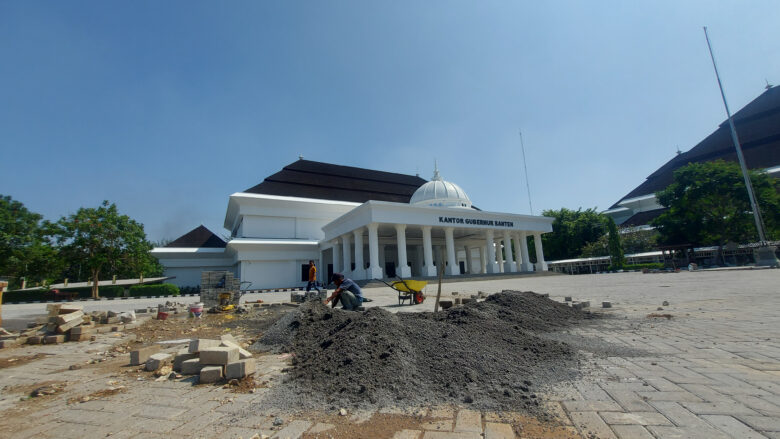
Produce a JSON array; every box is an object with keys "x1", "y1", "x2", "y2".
[
  {"x1": 153, "y1": 160, "x2": 556, "y2": 289},
  {"x1": 605, "y1": 86, "x2": 780, "y2": 228}
]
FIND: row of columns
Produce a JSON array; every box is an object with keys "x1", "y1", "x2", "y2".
[{"x1": 330, "y1": 224, "x2": 547, "y2": 280}]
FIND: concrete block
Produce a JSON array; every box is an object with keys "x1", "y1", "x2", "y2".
[
  {"x1": 0, "y1": 339, "x2": 19, "y2": 348},
  {"x1": 173, "y1": 350, "x2": 198, "y2": 371},
  {"x1": 95, "y1": 325, "x2": 113, "y2": 333},
  {"x1": 200, "y1": 346, "x2": 239, "y2": 365},
  {"x1": 69, "y1": 332, "x2": 92, "y2": 342},
  {"x1": 225, "y1": 358, "x2": 256, "y2": 379},
  {"x1": 44, "y1": 334, "x2": 66, "y2": 344},
  {"x1": 27, "y1": 335, "x2": 44, "y2": 345},
  {"x1": 70, "y1": 326, "x2": 94, "y2": 335},
  {"x1": 130, "y1": 345, "x2": 161, "y2": 366},
  {"x1": 188, "y1": 338, "x2": 221, "y2": 354},
  {"x1": 146, "y1": 353, "x2": 173, "y2": 371},
  {"x1": 56, "y1": 310, "x2": 84, "y2": 325},
  {"x1": 181, "y1": 358, "x2": 203, "y2": 375},
  {"x1": 602, "y1": 301, "x2": 612, "y2": 308},
  {"x1": 220, "y1": 338, "x2": 252, "y2": 360},
  {"x1": 199, "y1": 365, "x2": 223, "y2": 383},
  {"x1": 106, "y1": 316, "x2": 120, "y2": 324}
]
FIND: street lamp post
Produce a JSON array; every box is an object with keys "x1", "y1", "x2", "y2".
[{"x1": 703, "y1": 26, "x2": 779, "y2": 267}]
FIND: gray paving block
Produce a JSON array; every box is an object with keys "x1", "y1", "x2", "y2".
[
  {"x1": 199, "y1": 365, "x2": 223, "y2": 383},
  {"x1": 599, "y1": 411, "x2": 673, "y2": 426},
  {"x1": 271, "y1": 420, "x2": 313, "y2": 439},
  {"x1": 130, "y1": 345, "x2": 161, "y2": 366},
  {"x1": 181, "y1": 358, "x2": 203, "y2": 375},
  {"x1": 199, "y1": 346, "x2": 239, "y2": 365},
  {"x1": 611, "y1": 425, "x2": 655, "y2": 439},
  {"x1": 701, "y1": 415, "x2": 770, "y2": 439},
  {"x1": 225, "y1": 358, "x2": 256, "y2": 379},
  {"x1": 569, "y1": 411, "x2": 618, "y2": 439}
]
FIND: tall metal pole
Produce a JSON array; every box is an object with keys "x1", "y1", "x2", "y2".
[
  {"x1": 519, "y1": 129, "x2": 534, "y2": 215},
  {"x1": 703, "y1": 26, "x2": 768, "y2": 243}
]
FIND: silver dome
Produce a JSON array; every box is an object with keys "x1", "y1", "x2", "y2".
[{"x1": 410, "y1": 166, "x2": 472, "y2": 209}]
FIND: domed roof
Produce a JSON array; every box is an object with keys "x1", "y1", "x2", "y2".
[{"x1": 410, "y1": 165, "x2": 472, "y2": 209}]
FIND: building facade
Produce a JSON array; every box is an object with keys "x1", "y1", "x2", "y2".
[{"x1": 153, "y1": 160, "x2": 553, "y2": 290}]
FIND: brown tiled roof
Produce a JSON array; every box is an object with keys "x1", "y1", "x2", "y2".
[
  {"x1": 165, "y1": 225, "x2": 226, "y2": 248},
  {"x1": 244, "y1": 160, "x2": 428, "y2": 203},
  {"x1": 611, "y1": 86, "x2": 780, "y2": 208}
]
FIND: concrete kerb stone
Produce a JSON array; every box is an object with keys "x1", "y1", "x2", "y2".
[
  {"x1": 199, "y1": 365, "x2": 223, "y2": 383},
  {"x1": 225, "y1": 358, "x2": 257, "y2": 380},
  {"x1": 200, "y1": 346, "x2": 239, "y2": 366},
  {"x1": 173, "y1": 350, "x2": 199, "y2": 372},
  {"x1": 130, "y1": 344, "x2": 162, "y2": 366},
  {"x1": 181, "y1": 358, "x2": 204, "y2": 375},
  {"x1": 146, "y1": 353, "x2": 173, "y2": 371},
  {"x1": 188, "y1": 338, "x2": 221, "y2": 354}
]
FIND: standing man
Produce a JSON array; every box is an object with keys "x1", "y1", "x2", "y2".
[
  {"x1": 324, "y1": 273, "x2": 364, "y2": 311},
  {"x1": 306, "y1": 260, "x2": 321, "y2": 293}
]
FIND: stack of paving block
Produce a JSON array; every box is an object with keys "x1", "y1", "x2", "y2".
[
  {"x1": 291, "y1": 290, "x2": 327, "y2": 303},
  {"x1": 173, "y1": 335, "x2": 256, "y2": 383},
  {"x1": 200, "y1": 271, "x2": 241, "y2": 308},
  {"x1": 44, "y1": 304, "x2": 90, "y2": 341}
]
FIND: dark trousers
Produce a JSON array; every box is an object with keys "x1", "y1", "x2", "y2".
[{"x1": 306, "y1": 281, "x2": 321, "y2": 293}]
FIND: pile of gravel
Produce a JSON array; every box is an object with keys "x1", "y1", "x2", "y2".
[{"x1": 256, "y1": 290, "x2": 595, "y2": 412}]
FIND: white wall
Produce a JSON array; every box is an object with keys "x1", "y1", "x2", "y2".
[
  {"x1": 240, "y1": 260, "x2": 306, "y2": 289},
  {"x1": 163, "y1": 266, "x2": 236, "y2": 288},
  {"x1": 241, "y1": 216, "x2": 295, "y2": 239}
]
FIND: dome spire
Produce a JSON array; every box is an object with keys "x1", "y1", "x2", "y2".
[{"x1": 432, "y1": 160, "x2": 442, "y2": 181}]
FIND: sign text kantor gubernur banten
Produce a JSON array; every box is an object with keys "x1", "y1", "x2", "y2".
[{"x1": 438, "y1": 216, "x2": 514, "y2": 227}]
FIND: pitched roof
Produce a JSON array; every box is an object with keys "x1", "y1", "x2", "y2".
[
  {"x1": 165, "y1": 225, "x2": 227, "y2": 248},
  {"x1": 611, "y1": 86, "x2": 780, "y2": 208},
  {"x1": 620, "y1": 209, "x2": 667, "y2": 228},
  {"x1": 244, "y1": 159, "x2": 428, "y2": 203}
]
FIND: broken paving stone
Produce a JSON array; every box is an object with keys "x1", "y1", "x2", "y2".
[
  {"x1": 662, "y1": 301, "x2": 670, "y2": 306},
  {"x1": 339, "y1": 408, "x2": 348, "y2": 416},
  {"x1": 602, "y1": 301, "x2": 612, "y2": 308}
]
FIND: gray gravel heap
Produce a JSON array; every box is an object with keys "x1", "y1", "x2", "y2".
[{"x1": 258, "y1": 290, "x2": 595, "y2": 412}]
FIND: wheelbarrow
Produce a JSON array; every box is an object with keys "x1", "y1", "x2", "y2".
[{"x1": 381, "y1": 277, "x2": 427, "y2": 305}]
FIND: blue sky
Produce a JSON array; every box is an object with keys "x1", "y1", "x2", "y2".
[{"x1": 1, "y1": 1, "x2": 778, "y2": 242}]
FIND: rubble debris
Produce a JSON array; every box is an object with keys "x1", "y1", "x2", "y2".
[{"x1": 602, "y1": 301, "x2": 612, "y2": 308}]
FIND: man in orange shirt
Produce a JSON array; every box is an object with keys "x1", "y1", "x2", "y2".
[{"x1": 306, "y1": 260, "x2": 321, "y2": 293}]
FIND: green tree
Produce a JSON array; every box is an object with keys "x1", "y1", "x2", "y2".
[
  {"x1": 619, "y1": 228, "x2": 659, "y2": 254},
  {"x1": 534, "y1": 207, "x2": 608, "y2": 261},
  {"x1": 51, "y1": 201, "x2": 162, "y2": 298},
  {"x1": 652, "y1": 160, "x2": 780, "y2": 248},
  {"x1": 606, "y1": 217, "x2": 625, "y2": 268},
  {"x1": 0, "y1": 195, "x2": 62, "y2": 288}
]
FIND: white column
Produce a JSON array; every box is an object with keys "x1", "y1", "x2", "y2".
[
  {"x1": 444, "y1": 227, "x2": 459, "y2": 275},
  {"x1": 496, "y1": 239, "x2": 505, "y2": 273},
  {"x1": 503, "y1": 230, "x2": 517, "y2": 272},
  {"x1": 512, "y1": 233, "x2": 523, "y2": 271},
  {"x1": 422, "y1": 226, "x2": 436, "y2": 276},
  {"x1": 367, "y1": 223, "x2": 382, "y2": 279},
  {"x1": 332, "y1": 240, "x2": 342, "y2": 274},
  {"x1": 464, "y1": 246, "x2": 473, "y2": 274},
  {"x1": 519, "y1": 231, "x2": 533, "y2": 271},
  {"x1": 341, "y1": 234, "x2": 352, "y2": 277},
  {"x1": 485, "y1": 230, "x2": 499, "y2": 273},
  {"x1": 319, "y1": 250, "x2": 325, "y2": 283},
  {"x1": 352, "y1": 228, "x2": 365, "y2": 280},
  {"x1": 395, "y1": 224, "x2": 411, "y2": 278},
  {"x1": 534, "y1": 232, "x2": 548, "y2": 271},
  {"x1": 478, "y1": 246, "x2": 486, "y2": 273}
]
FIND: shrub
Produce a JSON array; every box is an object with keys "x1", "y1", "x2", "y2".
[
  {"x1": 129, "y1": 283, "x2": 179, "y2": 297},
  {"x1": 179, "y1": 286, "x2": 200, "y2": 296},
  {"x1": 2, "y1": 289, "x2": 45, "y2": 303}
]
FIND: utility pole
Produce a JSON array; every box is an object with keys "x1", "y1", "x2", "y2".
[
  {"x1": 703, "y1": 27, "x2": 778, "y2": 266},
  {"x1": 519, "y1": 130, "x2": 533, "y2": 214}
]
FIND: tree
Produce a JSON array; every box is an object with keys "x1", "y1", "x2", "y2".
[
  {"x1": 652, "y1": 160, "x2": 780, "y2": 248},
  {"x1": 51, "y1": 201, "x2": 162, "y2": 298},
  {"x1": 534, "y1": 207, "x2": 609, "y2": 261},
  {"x1": 0, "y1": 195, "x2": 62, "y2": 288},
  {"x1": 606, "y1": 217, "x2": 625, "y2": 269}
]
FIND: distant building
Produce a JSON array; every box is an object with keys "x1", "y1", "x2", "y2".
[
  {"x1": 605, "y1": 86, "x2": 780, "y2": 228},
  {"x1": 153, "y1": 160, "x2": 555, "y2": 289}
]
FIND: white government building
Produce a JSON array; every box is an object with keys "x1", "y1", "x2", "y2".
[{"x1": 152, "y1": 160, "x2": 553, "y2": 290}]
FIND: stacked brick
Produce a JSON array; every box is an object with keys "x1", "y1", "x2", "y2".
[
  {"x1": 200, "y1": 271, "x2": 241, "y2": 308},
  {"x1": 170, "y1": 335, "x2": 256, "y2": 383}
]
